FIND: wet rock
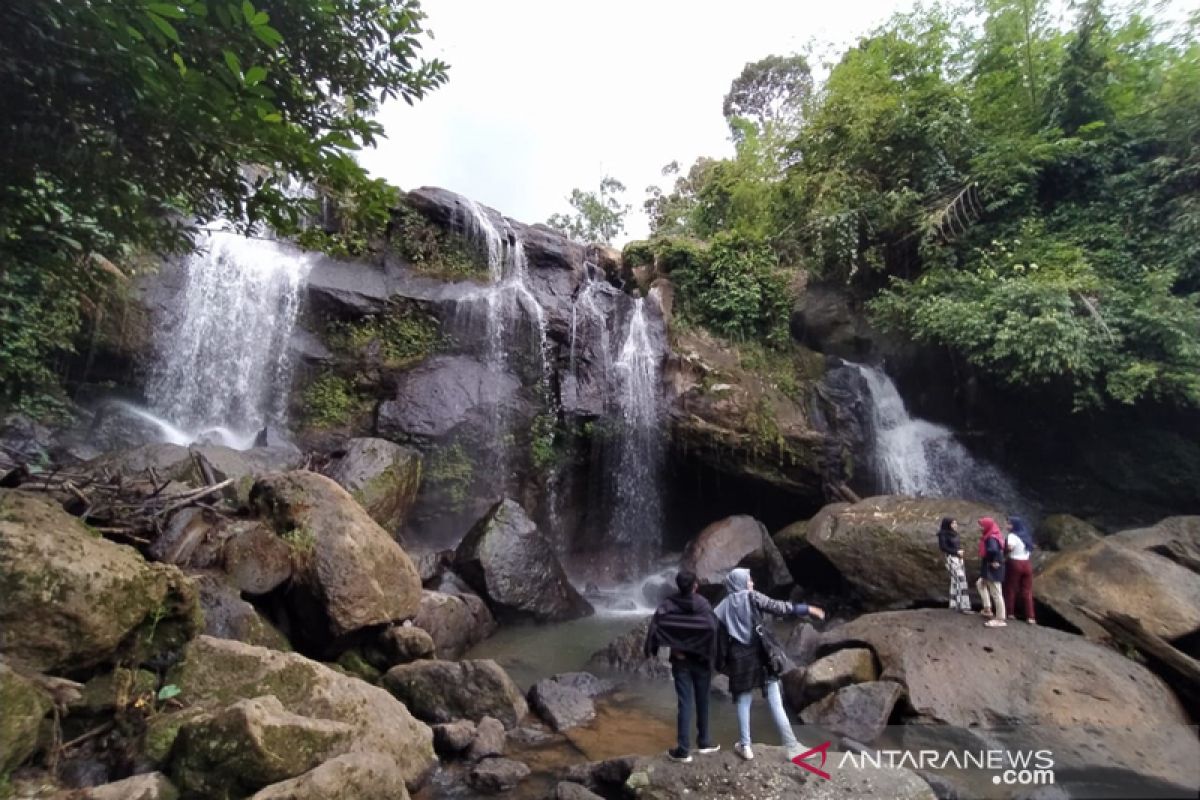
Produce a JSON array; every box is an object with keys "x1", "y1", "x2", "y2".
[
  {"x1": 799, "y1": 680, "x2": 903, "y2": 743},
  {"x1": 368, "y1": 624, "x2": 435, "y2": 667},
  {"x1": 805, "y1": 496, "x2": 1004, "y2": 607},
  {"x1": 325, "y1": 438, "x2": 422, "y2": 535},
  {"x1": 249, "y1": 752, "x2": 412, "y2": 800},
  {"x1": 412, "y1": 589, "x2": 497, "y2": 659},
  {"x1": 586, "y1": 618, "x2": 666, "y2": 679},
  {"x1": 221, "y1": 521, "x2": 293, "y2": 595},
  {"x1": 169, "y1": 696, "x2": 352, "y2": 797},
  {"x1": 59, "y1": 758, "x2": 112, "y2": 788},
  {"x1": 621, "y1": 745, "x2": 934, "y2": 799},
  {"x1": 79, "y1": 772, "x2": 179, "y2": 800},
  {"x1": 83, "y1": 443, "x2": 196, "y2": 481},
  {"x1": 382, "y1": 659, "x2": 528, "y2": 728},
  {"x1": 527, "y1": 672, "x2": 614, "y2": 731},
  {"x1": 0, "y1": 489, "x2": 201, "y2": 673},
  {"x1": 250, "y1": 472, "x2": 422, "y2": 650},
  {"x1": 166, "y1": 636, "x2": 435, "y2": 791},
  {"x1": 1036, "y1": 536, "x2": 1200, "y2": 640},
  {"x1": 787, "y1": 647, "x2": 878, "y2": 709},
  {"x1": 467, "y1": 716, "x2": 506, "y2": 760},
  {"x1": 377, "y1": 355, "x2": 524, "y2": 443},
  {"x1": 822, "y1": 609, "x2": 1199, "y2": 790},
  {"x1": 432, "y1": 720, "x2": 477, "y2": 757},
  {"x1": 193, "y1": 573, "x2": 290, "y2": 650},
  {"x1": 681, "y1": 515, "x2": 793, "y2": 596},
  {"x1": 1038, "y1": 514, "x2": 1103, "y2": 552},
  {"x1": 414, "y1": 550, "x2": 453, "y2": 585},
  {"x1": 467, "y1": 757, "x2": 530, "y2": 794},
  {"x1": 0, "y1": 660, "x2": 51, "y2": 774},
  {"x1": 454, "y1": 498, "x2": 593, "y2": 622}
]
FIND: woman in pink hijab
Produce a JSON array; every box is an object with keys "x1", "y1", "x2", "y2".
[{"x1": 976, "y1": 517, "x2": 1007, "y2": 628}]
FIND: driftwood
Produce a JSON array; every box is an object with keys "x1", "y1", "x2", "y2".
[{"x1": 1079, "y1": 606, "x2": 1200, "y2": 706}]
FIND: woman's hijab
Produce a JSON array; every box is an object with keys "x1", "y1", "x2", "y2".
[
  {"x1": 1009, "y1": 516, "x2": 1035, "y2": 552},
  {"x1": 713, "y1": 567, "x2": 756, "y2": 645},
  {"x1": 978, "y1": 517, "x2": 1003, "y2": 558}
]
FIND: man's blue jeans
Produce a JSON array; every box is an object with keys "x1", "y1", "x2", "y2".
[{"x1": 672, "y1": 656, "x2": 713, "y2": 752}]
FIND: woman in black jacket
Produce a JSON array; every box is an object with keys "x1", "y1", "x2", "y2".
[
  {"x1": 713, "y1": 568, "x2": 824, "y2": 761},
  {"x1": 937, "y1": 517, "x2": 972, "y2": 613}
]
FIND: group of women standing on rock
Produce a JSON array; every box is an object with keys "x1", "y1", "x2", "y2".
[{"x1": 937, "y1": 515, "x2": 1037, "y2": 627}]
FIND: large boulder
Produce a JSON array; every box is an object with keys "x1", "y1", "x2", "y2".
[
  {"x1": 1036, "y1": 536, "x2": 1200, "y2": 641},
  {"x1": 376, "y1": 355, "x2": 525, "y2": 444},
  {"x1": 221, "y1": 521, "x2": 294, "y2": 596},
  {"x1": 785, "y1": 646, "x2": 877, "y2": 710},
  {"x1": 250, "y1": 472, "x2": 422, "y2": 650},
  {"x1": 249, "y1": 752, "x2": 411, "y2": 800},
  {"x1": 621, "y1": 746, "x2": 935, "y2": 800},
  {"x1": 804, "y1": 496, "x2": 1003, "y2": 607},
  {"x1": 165, "y1": 636, "x2": 435, "y2": 791},
  {"x1": 0, "y1": 660, "x2": 51, "y2": 775},
  {"x1": 681, "y1": 515, "x2": 793, "y2": 596},
  {"x1": 324, "y1": 438, "x2": 422, "y2": 536},
  {"x1": 1110, "y1": 515, "x2": 1200, "y2": 568},
  {"x1": 1038, "y1": 514, "x2": 1103, "y2": 552},
  {"x1": 821, "y1": 609, "x2": 1200, "y2": 792},
  {"x1": 169, "y1": 696, "x2": 352, "y2": 797},
  {"x1": 454, "y1": 499, "x2": 592, "y2": 622},
  {"x1": 0, "y1": 490, "x2": 200, "y2": 673},
  {"x1": 382, "y1": 659, "x2": 528, "y2": 729},
  {"x1": 411, "y1": 589, "x2": 496, "y2": 659},
  {"x1": 799, "y1": 680, "x2": 904, "y2": 743}
]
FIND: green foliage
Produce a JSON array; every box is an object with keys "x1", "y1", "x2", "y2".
[
  {"x1": 0, "y1": 0, "x2": 446, "y2": 408},
  {"x1": 296, "y1": 178, "x2": 401, "y2": 258},
  {"x1": 529, "y1": 412, "x2": 560, "y2": 471},
  {"x1": 426, "y1": 443, "x2": 474, "y2": 511},
  {"x1": 300, "y1": 373, "x2": 362, "y2": 428},
  {"x1": 672, "y1": 233, "x2": 794, "y2": 346},
  {"x1": 723, "y1": 54, "x2": 814, "y2": 140},
  {"x1": 326, "y1": 307, "x2": 441, "y2": 368},
  {"x1": 546, "y1": 176, "x2": 630, "y2": 244},
  {"x1": 392, "y1": 201, "x2": 488, "y2": 280}
]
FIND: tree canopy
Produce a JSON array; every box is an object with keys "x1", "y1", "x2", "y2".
[
  {"x1": 634, "y1": 0, "x2": 1200, "y2": 411},
  {"x1": 545, "y1": 176, "x2": 630, "y2": 245},
  {"x1": 1, "y1": 0, "x2": 446, "y2": 412}
]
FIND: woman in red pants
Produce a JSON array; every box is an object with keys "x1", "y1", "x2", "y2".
[{"x1": 1003, "y1": 516, "x2": 1037, "y2": 624}]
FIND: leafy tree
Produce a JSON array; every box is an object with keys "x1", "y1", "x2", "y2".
[
  {"x1": 0, "y1": 0, "x2": 446, "y2": 410},
  {"x1": 723, "y1": 54, "x2": 814, "y2": 142},
  {"x1": 546, "y1": 176, "x2": 630, "y2": 244}
]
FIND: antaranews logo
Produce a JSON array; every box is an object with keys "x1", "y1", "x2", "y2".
[{"x1": 791, "y1": 742, "x2": 1056, "y2": 788}]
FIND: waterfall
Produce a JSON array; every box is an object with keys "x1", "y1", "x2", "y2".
[
  {"x1": 610, "y1": 297, "x2": 666, "y2": 571},
  {"x1": 144, "y1": 230, "x2": 312, "y2": 447},
  {"x1": 855, "y1": 364, "x2": 1027, "y2": 511}
]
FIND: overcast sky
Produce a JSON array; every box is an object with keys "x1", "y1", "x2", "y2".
[
  {"x1": 359, "y1": 0, "x2": 1194, "y2": 243},
  {"x1": 359, "y1": 0, "x2": 922, "y2": 242}
]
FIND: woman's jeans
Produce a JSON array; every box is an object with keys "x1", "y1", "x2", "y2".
[{"x1": 735, "y1": 679, "x2": 798, "y2": 747}]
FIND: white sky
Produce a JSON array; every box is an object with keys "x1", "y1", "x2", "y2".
[
  {"x1": 360, "y1": 0, "x2": 918, "y2": 242},
  {"x1": 359, "y1": 0, "x2": 1196, "y2": 243}
]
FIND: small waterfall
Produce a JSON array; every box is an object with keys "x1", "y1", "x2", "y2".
[
  {"x1": 610, "y1": 298, "x2": 666, "y2": 572},
  {"x1": 855, "y1": 364, "x2": 1027, "y2": 511},
  {"x1": 145, "y1": 230, "x2": 312, "y2": 446}
]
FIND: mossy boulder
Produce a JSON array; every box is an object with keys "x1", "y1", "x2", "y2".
[
  {"x1": 169, "y1": 695, "x2": 352, "y2": 797},
  {"x1": 325, "y1": 438, "x2": 422, "y2": 537},
  {"x1": 0, "y1": 660, "x2": 51, "y2": 775},
  {"x1": 166, "y1": 636, "x2": 434, "y2": 790},
  {"x1": 1039, "y1": 514, "x2": 1103, "y2": 551},
  {"x1": 249, "y1": 472, "x2": 422, "y2": 650},
  {"x1": 0, "y1": 489, "x2": 201, "y2": 673},
  {"x1": 804, "y1": 495, "x2": 1003, "y2": 608},
  {"x1": 81, "y1": 667, "x2": 159, "y2": 713},
  {"x1": 382, "y1": 659, "x2": 528, "y2": 729}
]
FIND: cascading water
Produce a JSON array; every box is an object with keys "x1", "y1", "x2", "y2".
[
  {"x1": 855, "y1": 364, "x2": 1028, "y2": 512},
  {"x1": 609, "y1": 297, "x2": 666, "y2": 573},
  {"x1": 143, "y1": 230, "x2": 312, "y2": 447}
]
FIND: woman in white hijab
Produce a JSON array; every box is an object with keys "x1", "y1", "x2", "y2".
[{"x1": 713, "y1": 568, "x2": 825, "y2": 761}]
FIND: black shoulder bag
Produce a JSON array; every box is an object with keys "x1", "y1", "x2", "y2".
[{"x1": 751, "y1": 602, "x2": 791, "y2": 677}]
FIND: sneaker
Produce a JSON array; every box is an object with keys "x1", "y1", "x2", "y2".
[
  {"x1": 1026, "y1": 619, "x2": 1038, "y2": 625},
  {"x1": 984, "y1": 619, "x2": 1007, "y2": 627},
  {"x1": 667, "y1": 747, "x2": 692, "y2": 763},
  {"x1": 697, "y1": 743, "x2": 721, "y2": 754},
  {"x1": 734, "y1": 742, "x2": 754, "y2": 761}
]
